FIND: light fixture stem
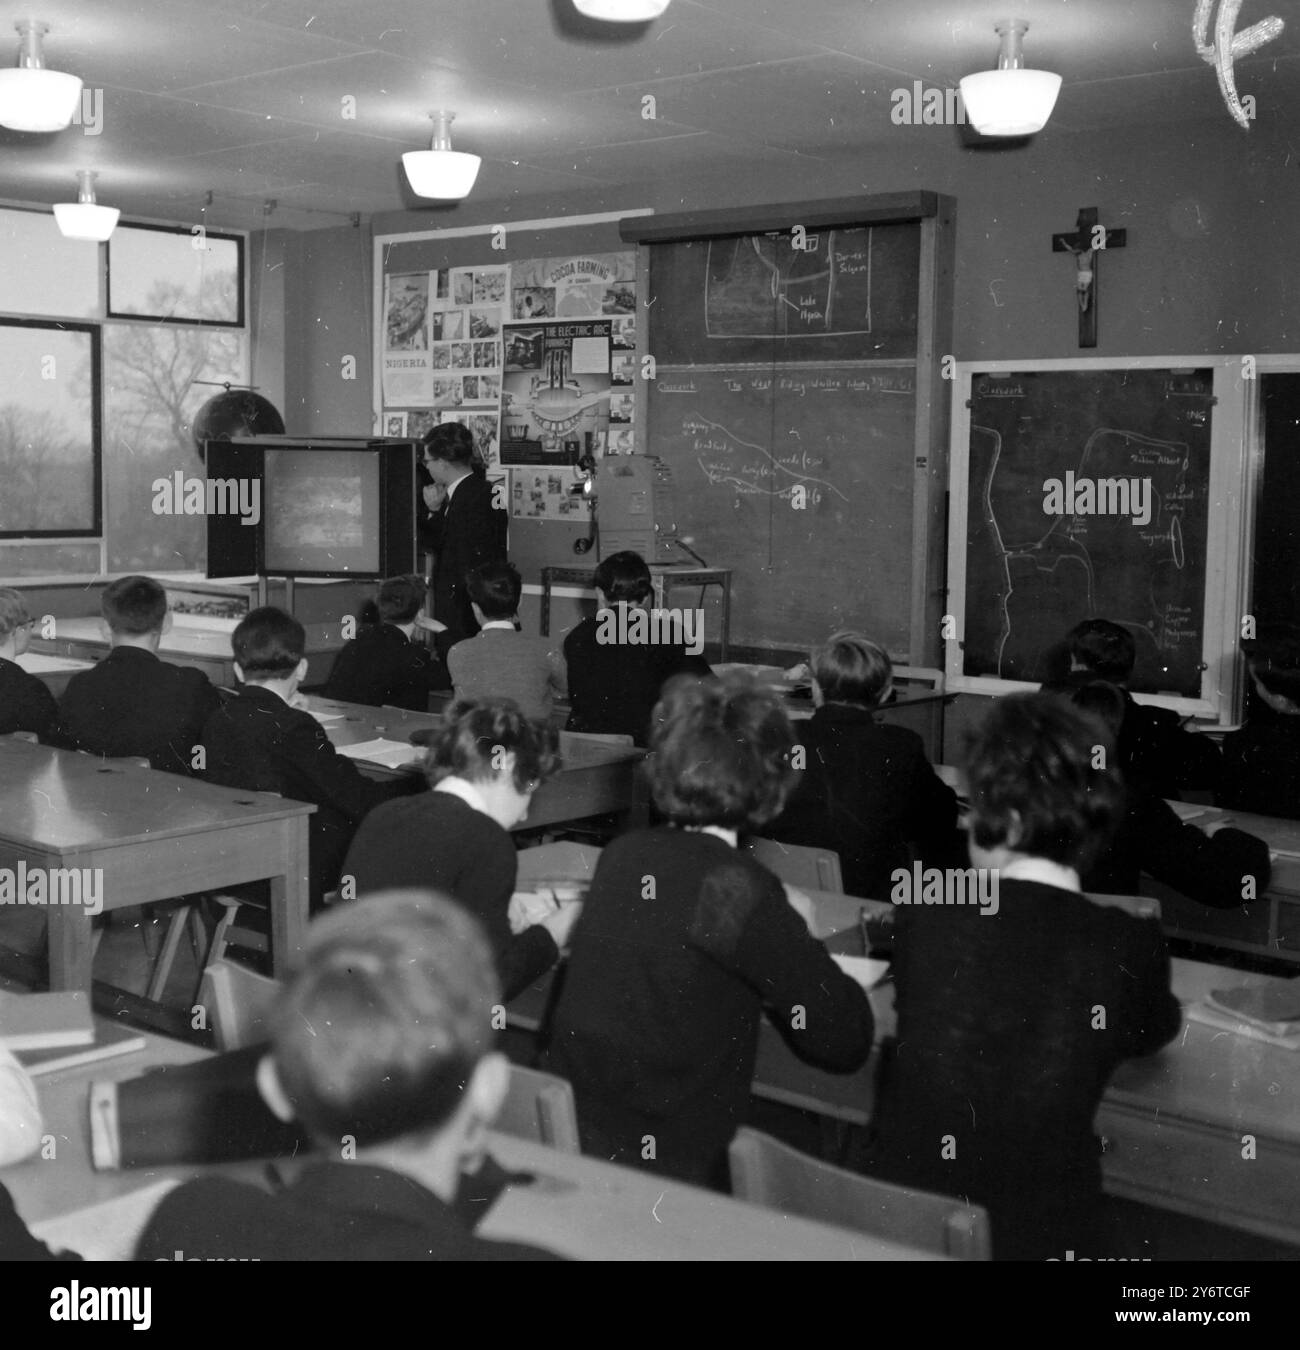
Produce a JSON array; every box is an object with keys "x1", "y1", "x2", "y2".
[
  {"x1": 14, "y1": 18, "x2": 51, "y2": 69},
  {"x1": 75, "y1": 169, "x2": 98, "y2": 205},
  {"x1": 995, "y1": 19, "x2": 1029, "y2": 71},
  {"x1": 430, "y1": 110, "x2": 455, "y2": 152}
]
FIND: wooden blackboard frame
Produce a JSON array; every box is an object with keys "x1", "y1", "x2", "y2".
[
  {"x1": 628, "y1": 192, "x2": 956, "y2": 667},
  {"x1": 945, "y1": 356, "x2": 1253, "y2": 722}
]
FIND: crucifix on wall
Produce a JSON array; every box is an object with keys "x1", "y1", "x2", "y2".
[{"x1": 1051, "y1": 206, "x2": 1127, "y2": 348}]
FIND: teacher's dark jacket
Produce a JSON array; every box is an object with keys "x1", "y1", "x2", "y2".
[{"x1": 419, "y1": 471, "x2": 508, "y2": 653}]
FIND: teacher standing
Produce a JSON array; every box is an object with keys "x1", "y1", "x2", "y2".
[{"x1": 419, "y1": 422, "x2": 508, "y2": 662}]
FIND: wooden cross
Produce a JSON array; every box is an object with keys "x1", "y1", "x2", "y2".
[{"x1": 1051, "y1": 206, "x2": 1127, "y2": 348}]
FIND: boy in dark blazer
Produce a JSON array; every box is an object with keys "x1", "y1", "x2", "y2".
[
  {"x1": 201, "y1": 607, "x2": 402, "y2": 908},
  {"x1": 767, "y1": 631, "x2": 959, "y2": 899},
  {"x1": 323, "y1": 574, "x2": 444, "y2": 710},
  {"x1": 1219, "y1": 625, "x2": 1300, "y2": 818},
  {"x1": 135, "y1": 890, "x2": 559, "y2": 1261},
  {"x1": 0, "y1": 588, "x2": 56, "y2": 739},
  {"x1": 419, "y1": 422, "x2": 508, "y2": 661},
  {"x1": 46, "y1": 575, "x2": 220, "y2": 773}
]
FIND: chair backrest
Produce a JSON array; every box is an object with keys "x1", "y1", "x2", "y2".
[
  {"x1": 563, "y1": 731, "x2": 635, "y2": 747},
  {"x1": 1085, "y1": 892, "x2": 1162, "y2": 921},
  {"x1": 197, "y1": 958, "x2": 282, "y2": 1052},
  {"x1": 77, "y1": 750, "x2": 151, "y2": 770},
  {"x1": 494, "y1": 1064, "x2": 581, "y2": 1154},
  {"x1": 4, "y1": 731, "x2": 39, "y2": 744},
  {"x1": 746, "y1": 837, "x2": 843, "y2": 894},
  {"x1": 728, "y1": 1127, "x2": 991, "y2": 1260}
]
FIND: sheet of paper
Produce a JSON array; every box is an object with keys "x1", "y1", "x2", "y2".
[
  {"x1": 336, "y1": 738, "x2": 424, "y2": 770},
  {"x1": 307, "y1": 710, "x2": 346, "y2": 726},
  {"x1": 1168, "y1": 800, "x2": 1208, "y2": 823}
]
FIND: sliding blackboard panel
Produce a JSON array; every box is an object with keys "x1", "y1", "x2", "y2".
[
  {"x1": 962, "y1": 368, "x2": 1214, "y2": 696},
  {"x1": 649, "y1": 365, "x2": 915, "y2": 653},
  {"x1": 651, "y1": 226, "x2": 919, "y2": 366}
]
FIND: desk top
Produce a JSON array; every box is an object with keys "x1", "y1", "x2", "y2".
[
  {"x1": 38, "y1": 618, "x2": 342, "y2": 660},
  {"x1": 0, "y1": 739, "x2": 313, "y2": 854},
  {"x1": 14, "y1": 653, "x2": 94, "y2": 677}
]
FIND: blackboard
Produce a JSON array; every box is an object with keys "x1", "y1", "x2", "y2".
[
  {"x1": 650, "y1": 225, "x2": 920, "y2": 365},
  {"x1": 961, "y1": 367, "x2": 1215, "y2": 697},
  {"x1": 648, "y1": 364, "x2": 916, "y2": 653}
]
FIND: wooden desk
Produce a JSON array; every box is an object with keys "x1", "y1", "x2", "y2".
[
  {"x1": 540, "y1": 565, "x2": 733, "y2": 662},
  {"x1": 0, "y1": 739, "x2": 313, "y2": 993},
  {"x1": 14, "y1": 1025, "x2": 938, "y2": 1262},
  {"x1": 31, "y1": 617, "x2": 344, "y2": 689},
  {"x1": 308, "y1": 696, "x2": 648, "y2": 832},
  {"x1": 14, "y1": 652, "x2": 94, "y2": 698}
]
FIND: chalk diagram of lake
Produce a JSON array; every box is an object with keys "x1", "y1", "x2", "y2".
[
  {"x1": 684, "y1": 412, "x2": 851, "y2": 504},
  {"x1": 974, "y1": 422, "x2": 1197, "y2": 677}
]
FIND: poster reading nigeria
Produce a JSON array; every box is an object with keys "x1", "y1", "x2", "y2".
[{"x1": 382, "y1": 273, "x2": 434, "y2": 406}]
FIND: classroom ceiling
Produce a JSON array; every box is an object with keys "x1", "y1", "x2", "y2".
[{"x1": 0, "y1": 0, "x2": 1295, "y2": 231}]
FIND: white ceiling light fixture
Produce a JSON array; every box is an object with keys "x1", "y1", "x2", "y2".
[
  {"x1": 959, "y1": 19, "x2": 1061, "y2": 137},
  {"x1": 402, "y1": 111, "x2": 481, "y2": 200},
  {"x1": 0, "y1": 19, "x2": 83, "y2": 132},
  {"x1": 573, "y1": 0, "x2": 671, "y2": 19},
  {"x1": 53, "y1": 170, "x2": 120, "y2": 241}
]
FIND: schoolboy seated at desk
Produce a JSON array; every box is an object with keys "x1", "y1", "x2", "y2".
[
  {"x1": 766, "y1": 631, "x2": 960, "y2": 899},
  {"x1": 135, "y1": 891, "x2": 560, "y2": 1261},
  {"x1": 447, "y1": 561, "x2": 566, "y2": 723},
  {"x1": 547, "y1": 672, "x2": 874, "y2": 1190},
  {"x1": 0, "y1": 588, "x2": 56, "y2": 739},
  {"x1": 864, "y1": 693, "x2": 1181, "y2": 1261},
  {"x1": 1220, "y1": 625, "x2": 1300, "y2": 819},
  {"x1": 1069, "y1": 681, "x2": 1271, "y2": 906},
  {"x1": 1043, "y1": 618, "x2": 1220, "y2": 798},
  {"x1": 322, "y1": 574, "x2": 445, "y2": 711},
  {"x1": 45, "y1": 575, "x2": 220, "y2": 774},
  {"x1": 563, "y1": 550, "x2": 711, "y2": 746},
  {"x1": 340, "y1": 699, "x2": 580, "y2": 1000},
  {"x1": 201, "y1": 607, "x2": 404, "y2": 911}
]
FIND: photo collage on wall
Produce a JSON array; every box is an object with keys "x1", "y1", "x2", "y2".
[{"x1": 382, "y1": 251, "x2": 635, "y2": 523}]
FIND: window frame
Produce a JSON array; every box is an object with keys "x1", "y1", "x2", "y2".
[{"x1": 106, "y1": 221, "x2": 246, "y2": 328}]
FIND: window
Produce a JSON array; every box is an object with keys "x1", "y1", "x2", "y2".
[{"x1": 107, "y1": 223, "x2": 244, "y2": 326}]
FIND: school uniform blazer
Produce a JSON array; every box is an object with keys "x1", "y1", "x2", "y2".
[
  {"x1": 0, "y1": 655, "x2": 56, "y2": 738},
  {"x1": 323, "y1": 622, "x2": 442, "y2": 710},
  {"x1": 1219, "y1": 712, "x2": 1300, "y2": 820},
  {"x1": 200, "y1": 685, "x2": 399, "y2": 901},
  {"x1": 46, "y1": 646, "x2": 221, "y2": 775},
  {"x1": 419, "y1": 472, "x2": 508, "y2": 649},
  {"x1": 447, "y1": 627, "x2": 567, "y2": 723},
  {"x1": 134, "y1": 1162, "x2": 560, "y2": 1261},
  {"x1": 766, "y1": 702, "x2": 960, "y2": 900}
]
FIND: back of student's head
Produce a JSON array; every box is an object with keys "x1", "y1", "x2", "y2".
[
  {"x1": 376, "y1": 574, "x2": 427, "y2": 625},
  {"x1": 0, "y1": 588, "x2": 31, "y2": 642},
  {"x1": 964, "y1": 691, "x2": 1123, "y2": 872},
  {"x1": 1066, "y1": 679, "x2": 1128, "y2": 739},
  {"x1": 423, "y1": 698, "x2": 558, "y2": 794},
  {"x1": 649, "y1": 672, "x2": 796, "y2": 831},
  {"x1": 232, "y1": 606, "x2": 305, "y2": 680},
  {"x1": 466, "y1": 561, "x2": 521, "y2": 621},
  {"x1": 1067, "y1": 618, "x2": 1136, "y2": 683},
  {"x1": 593, "y1": 550, "x2": 653, "y2": 605},
  {"x1": 422, "y1": 421, "x2": 475, "y2": 468},
  {"x1": 810, "y1": 631, "x2": 892, "y2": 707},
  {"x1": 101, "y1": 575, "x2": 167, "y2": 636},
  {"x1": 1244, "y1": 623, "x2": 1300, "y2": 707},
  {"x1": 270, "y1": 890, "x2": 497, "y2": 1147}
]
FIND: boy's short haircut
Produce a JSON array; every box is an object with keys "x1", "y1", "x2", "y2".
[
  {"x1": 649, "y1": 672, "x2": 796, "y2": 831},
  {"x1": 1244, "y1": 624, "x2": 1300, "y2": 706},
  {"x1": 376, "y1": 574, "x2": 427, "y2": 625},
  {"x1": 270, "y1": 890, "x2": 498, "y2": 1147},
  {"x1": 0, "y1": 588, "x2": 32, "y2": 642},
  {"x1": 964, "y1": 692, "x2": 1123, "y2": 873},
  {"x1": 101, "y1": 575, "x2": 168, "y2": 636},
  {"x1": 422, "y1": 421, "x2": 475, "y2": 467},
  {"x1": 1067, "y1": 618, "x2": 1136, "y2": 683},
  {"x1": 424, "y1": 697, "x2": 558, "y2": 794},
  {"x1": 593, "y1": 550, "x2": 653, "y2": 605},
  {"x1": 1067, "y1": 679, "x2": 1128, "y2": 738},
  {"x1": 810, "y1": 631, "x2": 892, "y2": 707},
  {"x1": 466, "y1": 561, "x2": 522, "y2": 620},
  {"x1": 232, "y1": 606, "x2": 306, "y2": 678}
]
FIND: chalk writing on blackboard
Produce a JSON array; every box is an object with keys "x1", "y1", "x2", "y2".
[{"x1": 705, "y1": 229, "x2": 874, "y2": 339}]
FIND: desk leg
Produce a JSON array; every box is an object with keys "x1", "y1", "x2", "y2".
[
  {"x1": 46, "y1": 907, "x2": 93, "y2": 993},
  {"x1": 267, "y1": 818, "x2": 310, "y2": 976}
]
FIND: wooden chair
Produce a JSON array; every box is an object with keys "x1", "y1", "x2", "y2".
[
  {"x1": 745, "y1": 837, "x2": 843, "y2": 893},
  {"x1": 728, "y1": 1127, "x2": 991, "y2": 1260},
  {"x1": 494, "y1": 1064, "x2": 581, "y2": 1154},
  {"x1": 196, "y1": 957, "x2": 281, "y2": 1051}
]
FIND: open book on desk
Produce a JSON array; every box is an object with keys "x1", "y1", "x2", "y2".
[{"x1": 336, "y1": 738, "x2": 425, "y2": 771}]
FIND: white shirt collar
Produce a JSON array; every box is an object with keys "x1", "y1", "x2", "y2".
[
  {"x1": 479, "y1": 620, "x2": 516, "y2": 632},
  {"x1": 996, "y1": 857, "x2": 1081, "y2": 892},
  {"x1": 445, "y1": 470, "x2": 472, "y2": 502},
  {"x1": 685, "y1": 824, "x2": 739, "y2": 849},
  {"x1": 434, "y1": 775, "x2": 490, "y2": 818}
]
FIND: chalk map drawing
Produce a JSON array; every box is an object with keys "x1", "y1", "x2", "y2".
[
  {"x1": 975, "y1": 421, "x2": 1199, "y2": 681},
  {"x1": 704, "y1": 229, "x2": 873, "y2": 339}
]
